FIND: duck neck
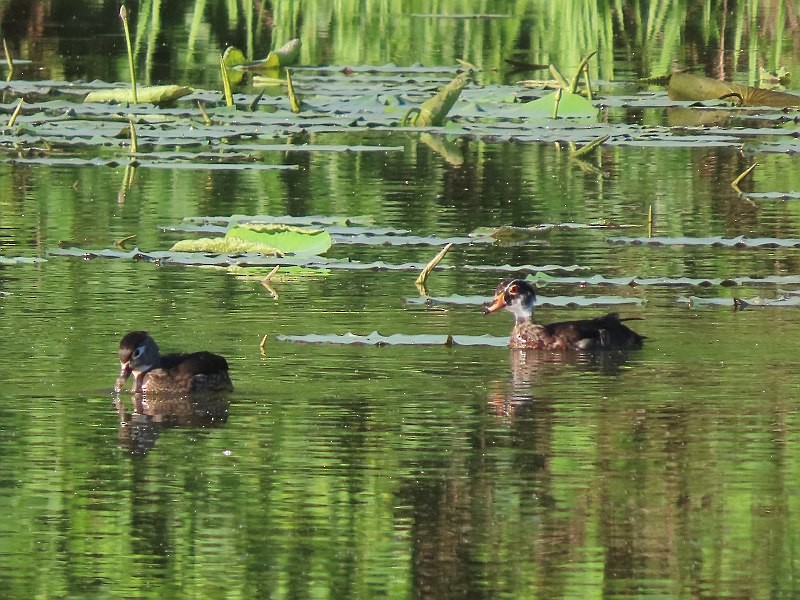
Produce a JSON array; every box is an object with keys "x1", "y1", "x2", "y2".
[{"x1": 508, "y1": 296, "x2": 535, "y2": 324}]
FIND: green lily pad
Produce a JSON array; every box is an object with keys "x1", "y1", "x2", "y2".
[
  {"x1": 227, "y1": 225, "x2": 332, "y2": 255},
  {"x1": 514, "y1": 90, "x2": 597, "y2": 119},
  {"x1": 169, "y1": 224, "x2": 332, "y2": 256},
  {"x1": 169, "y1": 237, "x2": 283, "y2": 255}
]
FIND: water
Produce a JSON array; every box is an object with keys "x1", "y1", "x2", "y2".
[{"x1": 2, "y1": 2, "x2": 800, "y2": 598}]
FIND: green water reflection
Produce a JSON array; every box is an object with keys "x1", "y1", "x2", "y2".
[{"x1": 2, "y1": 1, "x2": 800, "y2": 599}]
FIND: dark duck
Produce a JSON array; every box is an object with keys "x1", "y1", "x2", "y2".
[
  {"x1": 114, "y1": 331, "x2": 234, "y2": 394},
  {"x1": 483, "y1": 279, "x2": 645, "y2": 350}
]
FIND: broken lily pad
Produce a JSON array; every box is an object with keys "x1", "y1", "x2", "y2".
[{"x1": 170, "y1": 225, "x2": 332, "y2": 256}]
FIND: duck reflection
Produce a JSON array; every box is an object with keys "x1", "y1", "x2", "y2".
[
  {"x1": 114, "y1": 392, "x2": 230, "y2": 455},
  {"x1": 489, "y1": 349, "x2": 637, "y2": 418}
]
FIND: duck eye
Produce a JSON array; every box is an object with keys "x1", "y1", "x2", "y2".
[
  {"x1": 507, "y1": 284, "x2": 519, "y2": 295},
  {"x1": 132, "y1": 346, "x2": 145, "y2": 360}
]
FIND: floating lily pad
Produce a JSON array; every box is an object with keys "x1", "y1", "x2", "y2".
[
  {"x1": 169, "y1": 237, "x2": 283, "y2": 255},
  {"x1": 404, "y1": 294, "x2": 643, "y2": 308},
  {"x1": 472, "y1": 222, "x2": 638, "y2": 241},
  {"x1": 676, "y1": 295, "x2": 800, "y2": 308},
  {"x1": 170, "y1": 225, "x2": 332, "y2": 256},
  {"x1": 227, "y1": 225, "x2": 332, "y2": 255},
  {"x1": 0, "y1": 256, "x2": 46, "y2": 265},
  {"x1": 276, "y1": 332, "x2": 508, "y2": 346},
  {"x1": 513, "y1": 90, "x2": 597, "y2": 119},
  {"x1": 608, "y1": 235, "x2": 800, "y2": 248}
]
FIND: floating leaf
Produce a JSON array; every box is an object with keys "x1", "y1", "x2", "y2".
[
  {"x1": 169, "y1": 224, "x2": 332, "y2": 256},
  {"x1": 84, "y1": 85, "x2": 193, "y2": 105},
  {"x1": 169, "y1": 237, "x2": 282, "y2": 254},
  {"x1": 227, "y1": 225, "x2": 332, "y2": 255},
  {"x1": 0, "y1": 255, "x2": 45, "y2": 265},
  {"x1": 513, "y1": 90, "x2": 597, "y2": 119},
  {"x1": 276, "y1": 332, "x2": 508, "y2": 347}
]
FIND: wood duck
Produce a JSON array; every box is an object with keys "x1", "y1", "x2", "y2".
[
  {"x1": 114, "y1": 331, "x2": 234, "y2": 394},
  {"x1": 483, "y1": 279, "x2": 645, "y2": 350}
]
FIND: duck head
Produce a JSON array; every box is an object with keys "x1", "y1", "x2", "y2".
[
  {"x1": 114, "y1": 331, "x2": 161, "y2": 393},
  {"x1": 483, "y1": 279, "x2": 537, "y2": 323}
]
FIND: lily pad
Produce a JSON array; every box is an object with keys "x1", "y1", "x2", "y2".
[
  {"x1": 0, "y1": 256, "x2": 46, "y2": 265},
  {"x1": 276, "y1": 332, "x2": 508, "y2": 347},
  {"x1": 676, "y1": 295, "x2": 800, "y2": 309},
  {"x1": 608, "y1": 235, "x2": 800, "y2": 248},
  {"x1": 512, "y1": 90, "x2": 597, "y2": 119},
  {"x1": 170, "y1": 225, "x2": 332, "y2": 256},
  {"x1": 227, "y1": 225, "x2": 332, "y2": 255},
  {"x1": 169, "y1": 237, "x2": 283, "y2": 255}
]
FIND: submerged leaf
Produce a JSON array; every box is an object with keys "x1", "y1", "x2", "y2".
[{"x1": 84, "y1": 85, "x2": 193, "y2": 105}]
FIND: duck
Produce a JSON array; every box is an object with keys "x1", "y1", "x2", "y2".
[
  {"x1": 483, "y1": 279, "x2": 645, "y2": 350},
  {"x1": 114, "y1": 331, "x2": 233, "y2": 394}
]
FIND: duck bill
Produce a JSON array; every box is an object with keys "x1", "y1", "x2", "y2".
[
  {"x1": 132, "y1": 372, "x2": 144, "y2": 394},
  {"x1": 114, "y1": 362, "x2": 131, "y2": 393},
  {"x1": 482, "y1": 293, "x2": 507, "y2": 315}
]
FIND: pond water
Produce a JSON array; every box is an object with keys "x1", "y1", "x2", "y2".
[{"x1": 2, "y1": 1, "x2": 800, "y2": 599}]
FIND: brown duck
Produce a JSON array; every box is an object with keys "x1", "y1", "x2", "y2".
[
  {"x1": 114, "y1": 331, "x2": 234, "y2": 394},
  {"x1": 483, "y1": 279, "x2": 645, "y2": 350}
]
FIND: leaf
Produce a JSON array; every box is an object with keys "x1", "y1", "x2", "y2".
[
  {"x1": 667, "y1": 71, "x2": 800, "y2": 107},
  {"x1": 404, "y1": 73, "x2": 468, "y2": 127},
  {"x1": 84, "y1": 85, "x2": 193, "y2": 105},
  {"x1": 513, "y1": 90, "x2": 597, "y2": 119},
  {"x1": 236, "y1": 39, "x2": 303, "y2": 72},
  {"x1": 264, "y1": 38, "x2": 303, "y2": 68},
  {"x1": 222, "y1": 46, "x2": 247, "y2": 69},
  {"x1": 227, "y1": 225, "x2": 332, "y2": 255},
  {"x1": 169, "y1": 237, "x2": 283, "y2": 254}
]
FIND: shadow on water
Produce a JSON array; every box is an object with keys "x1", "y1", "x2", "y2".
[{"x1": 114, "y1": 393, "x2": 231, "y2": 456}]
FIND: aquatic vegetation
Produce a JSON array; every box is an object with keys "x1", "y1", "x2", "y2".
[{"x1": 664, "y1": 71, "x2": 800, "y2": 107}]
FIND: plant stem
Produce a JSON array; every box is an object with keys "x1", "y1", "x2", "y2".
[
  {"x1": 3, "y1": 39, "x2": 14, "y2": 82},
  {"x1": 220, "y1": 54, "x2": 233, "y2": 107},
  {"x1": 119, "y1": 5, "x2": 138, "y2": 103}
]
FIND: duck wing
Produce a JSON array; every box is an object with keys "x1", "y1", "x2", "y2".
[
  {"x1": 543, "y1": 313, "x2": 644, "y2": 350},
  {"x1": 161, "y1": 351, "x2": 230, "y2": 376}
]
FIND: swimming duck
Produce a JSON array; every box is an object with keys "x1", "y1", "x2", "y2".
[
  {"x1": 483, "y1": 279, "x2": 645, "y2": 350},
  {"x1": 114, "y1": 331, "x2": 233, "y2": 394}
]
